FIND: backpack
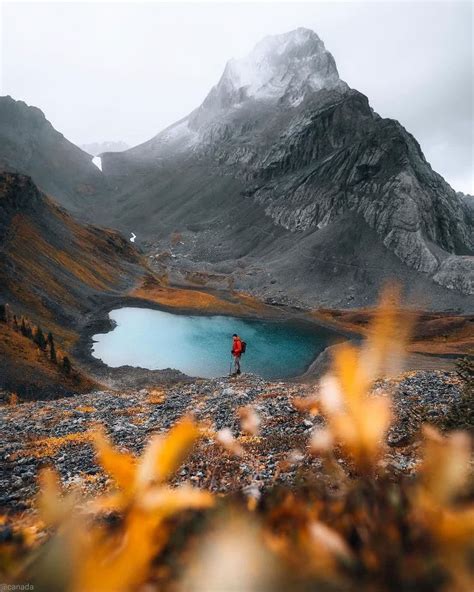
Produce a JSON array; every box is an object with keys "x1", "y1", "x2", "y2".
[{"x1": 240, "y1": 340, "x2": 247, "y2": 354}]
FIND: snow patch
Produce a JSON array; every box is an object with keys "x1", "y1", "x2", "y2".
[{"x1": 92, "y1": 156, "x2": 102, "y2": 171}]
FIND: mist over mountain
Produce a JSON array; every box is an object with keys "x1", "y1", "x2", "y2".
[
  {"x1": 80, "y1": 140, "x2": 130, "y2": 156},
  {"x1": 99, "y1": 28, "x2": 473, "y2": 307}
]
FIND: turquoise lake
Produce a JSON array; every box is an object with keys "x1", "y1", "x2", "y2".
[{"x1": 92, "y1": 307, "x2": 339, "y2": 379}]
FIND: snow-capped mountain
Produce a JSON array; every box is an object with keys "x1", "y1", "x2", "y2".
[
  {"x1": 117, "y1": 28, "x2": 348, "y2": 160},
  {"x1": 2, "y1": 28, "x2": 471, "y2": 308},
  {"x1": 204, "y1": 28, "x2": 346, "y2": 107},
  {"x1": 97, "y1": 27, "x2": 472, "y2": 308}
]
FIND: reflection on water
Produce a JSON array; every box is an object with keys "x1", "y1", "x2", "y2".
[{"x1": 92, "y1": 307, "x2": 338, "y2": 379}]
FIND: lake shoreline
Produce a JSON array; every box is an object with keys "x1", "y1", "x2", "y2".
[
  {"x1": 91, "y1": 305, "x2": 347, "y2": 381},
  {"x1": 73, "y1": 286, "x2": 465, "y2": 390},
  {"x1": 73, "y1": 291, "x2": 357, "y2": 389}
]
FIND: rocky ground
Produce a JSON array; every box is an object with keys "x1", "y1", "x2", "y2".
[{"x1": 0, "y1": 370, "x2": 464, "y2": 514}]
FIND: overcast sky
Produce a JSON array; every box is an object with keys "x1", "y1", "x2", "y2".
[{"x1": 1, "y1": 1, "x2": 472, "y2": 193}]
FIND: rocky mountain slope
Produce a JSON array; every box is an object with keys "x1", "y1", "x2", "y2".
[
  {"x1": 0, "y1": 96, "x2": 109, "y2": 217},
  {"x1": 0, "y1": 172, "x2": 145, "y2": 396},
  {"x1": 101, "y1": 28, "x2": 473, "y2": 308}
]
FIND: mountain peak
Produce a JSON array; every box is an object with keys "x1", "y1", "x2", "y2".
[
  {"x1": 205, "y1": 28, "x2": 346, "y2": 109},
  {"x1": 251, "y1": 27, "x2": 323, "y2": 58}
]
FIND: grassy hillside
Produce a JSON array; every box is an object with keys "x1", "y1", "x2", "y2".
[
  {"x1": 0, "y1": 320, "x2": 96, "y2": 399},
  {"x1": 0, "y1": 172, "x2": 146, "y2": 397}
]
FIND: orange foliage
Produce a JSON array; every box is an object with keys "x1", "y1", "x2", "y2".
[
  {"x1": 30, "y1": 432, "x2": 94, "y2": 458},
  {"x1": 315, "y1": 285, "x2": 410, "y2": 471},
  {"x1": 132, "y1": 277, "x2": 270, "y2": 316},
  {"x1": 34, "y1": 418, "x2": 213, "y2": 592}
]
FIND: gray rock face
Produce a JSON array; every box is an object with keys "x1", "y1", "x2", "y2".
[
  {"x1": 433, "y1": 256, "x2": 474, "y2": 295},
  {"x1": 99, "y1": 28, "x2": 473, "y2": 304}
]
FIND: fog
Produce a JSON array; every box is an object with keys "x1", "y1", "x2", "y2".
[{"x1": 1, "y1": 1, "x2": 472, "y2": 193}]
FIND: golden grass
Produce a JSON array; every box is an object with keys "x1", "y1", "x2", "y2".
[
  {"x1": 0, "y1": 324, "x2": 96, "y2": 393},
  {"x1": 314, "y1": 308, "x2": 474, "y2": 356},
  {"x1": 132, "y1": 276, "x2": 270, "y2": 316},
  {"x1": 75, "y1": 406, "x2": 96, "y2": 413},
  {"x1": 148, "y1": 388, "x2": 167, "y2": 405},
  {"x1": 2, "y1": 203, "x2": 143, "y2": 348},
  {"x1": 29, "y1": 432, "x2": 94, "y2": 458}
]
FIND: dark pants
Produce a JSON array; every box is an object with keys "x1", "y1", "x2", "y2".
[{"x1": 233, "y1": 355, "x2": 241, "y2": 374}]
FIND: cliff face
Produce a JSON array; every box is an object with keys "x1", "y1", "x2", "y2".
[
  {"x1": 100, "y1": 28, "x2": 473, "y2": 304},
  {"x1": 0, "y1": 96, "x2": 109, "y2": 217}
]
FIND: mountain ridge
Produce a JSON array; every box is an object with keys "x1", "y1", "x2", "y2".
[
  {"x1": 0, "y1": 95, "x2": 109, "y2": 217},
  {"x1": 0, "y1": 172, "x2": 146, "y2": 397}
]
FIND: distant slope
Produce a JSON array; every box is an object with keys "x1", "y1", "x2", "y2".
[
  {"x1": 0, "y1": 321, "x2": 96, "y2": 399},
  {"x1": 0, "y1": 96, "x2": 109, "y2": 217}
]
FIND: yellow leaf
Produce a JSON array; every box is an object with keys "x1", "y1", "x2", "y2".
[
  {"x1": 139, "y1": 485, "x2": 214, "y2": 514},
  {"x1": 92, "y1": 428, "x2": 136, "y2": 493},
  {"x1": 216, "y1": 427, "x2": 245, "y2": 457},
  {"x1": 420, "y1": 425, "x2": 471, "y2": 504},
  {"x1": 138, "y1": 416, "x2": 199, "y2": 485},
  {"x1": 37, "y1": 467, "x2": 63, "y2": 526}
]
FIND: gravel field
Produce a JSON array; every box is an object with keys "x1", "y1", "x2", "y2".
[{"x1": 0, "y1": 370, "x2": 465, "y2": 512}]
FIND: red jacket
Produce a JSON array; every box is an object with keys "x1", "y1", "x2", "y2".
[{"x1": 232, "y1": 338, "x2": 242, "y2": 356}]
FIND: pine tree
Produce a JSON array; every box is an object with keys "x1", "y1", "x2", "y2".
[
  {"x1": 62, "y1": 356, "x2": 72, "y2": 375},
  {"x1": 20, "y1": 318, "x2": 28, "y2": 337},
  {"x1": 444, "y1": 355, "x2": 473, "y2": 432},
  {"x1": 0, "y1": 304, "x2": 7, "y2": 323},
  {"x1": 34, "y1": 326, "x2": 47, "y2": 350},
  {"x1": 47, "y1": 332, "x2": 57, "y2": 363}
]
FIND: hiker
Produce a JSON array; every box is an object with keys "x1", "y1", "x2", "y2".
[{"x1": 231, "y1": 333, "x2": 243, "y2": 376}]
